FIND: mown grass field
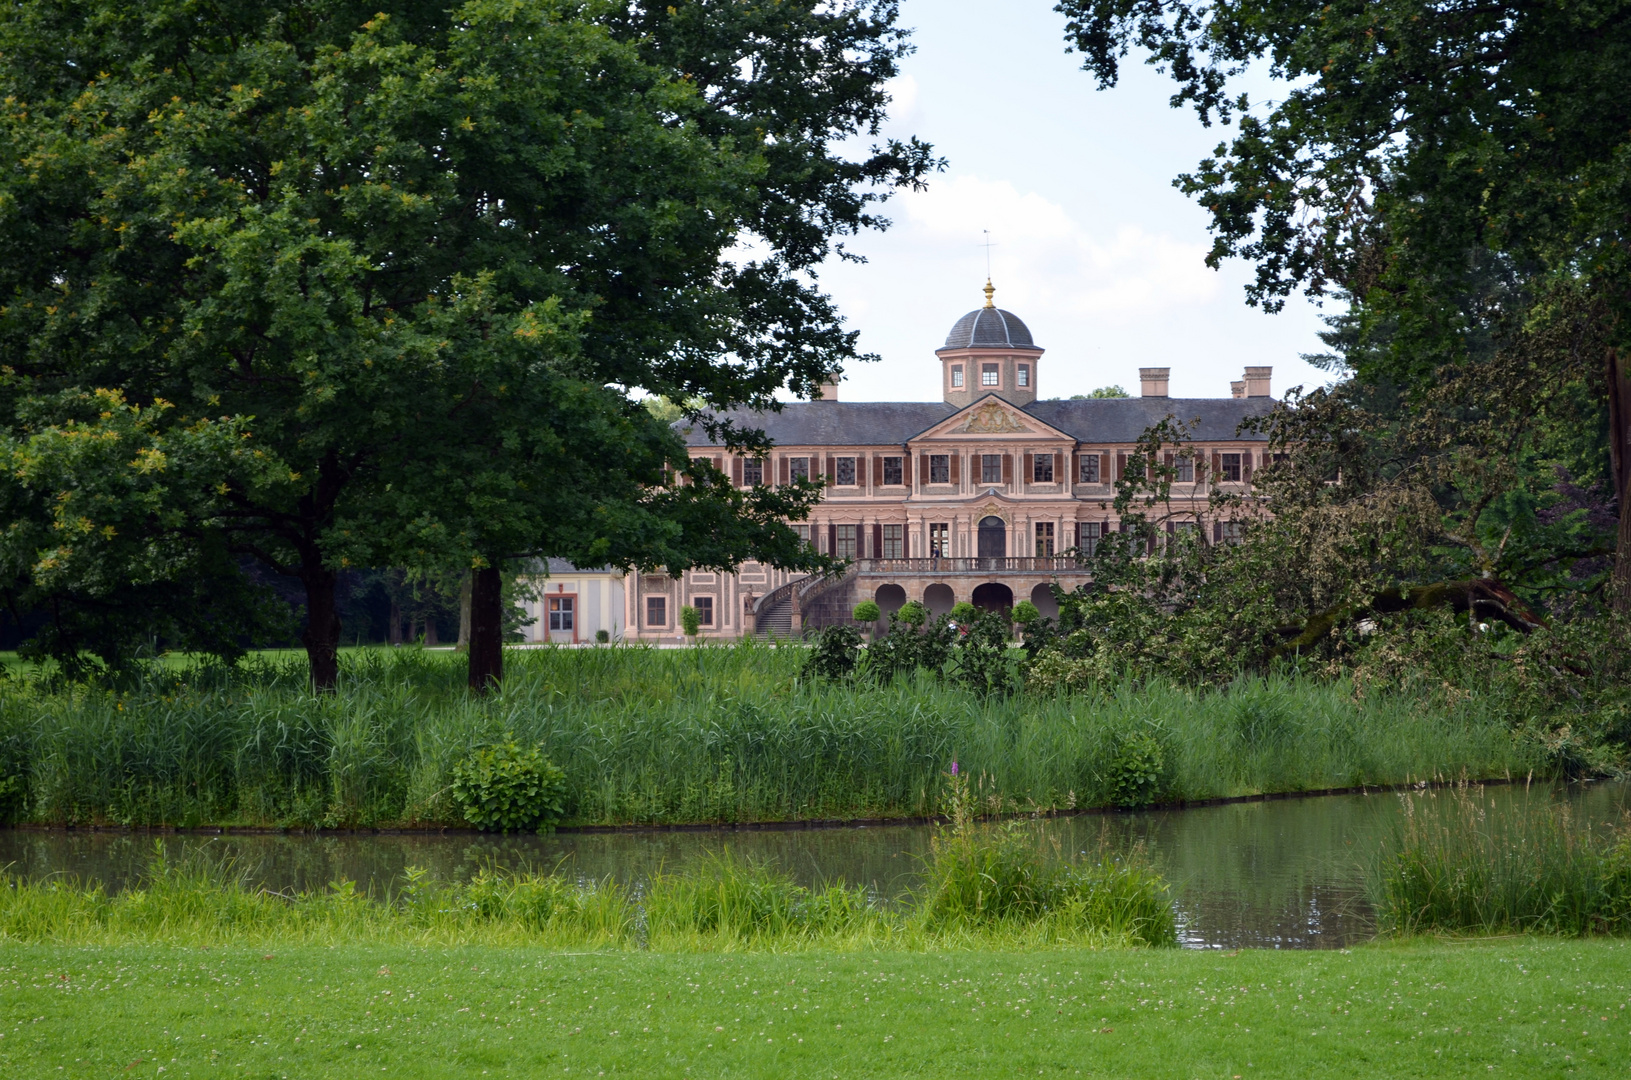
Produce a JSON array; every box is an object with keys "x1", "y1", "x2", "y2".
[
  {"x1": 4, "y1": 939, "x2": 1628, "y2": 1078},
  {"x1": 0, "y1": 644, "x2": 1541, "y2": 830}
]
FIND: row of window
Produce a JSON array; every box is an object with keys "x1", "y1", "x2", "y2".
[
  {"x1": 792, "y1": 519, "x2": 1248, "y2": 559},
  {"x1": 643, "y1": 594, "x2": 715, "y2": 629},
  {"x1": 721, "y1": 451, "x2": 1263, "y2": 488},
  {"x1": 949, "y1": 362, "x2": 1030, "y2": 390}
]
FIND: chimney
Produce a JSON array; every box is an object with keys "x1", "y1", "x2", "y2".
[
  {"x1": 1139, "y1": 367, "x2": 1170, "y2": 397},
  {"x1": 1244, "y1": 366, "x2": 1272, "y2": 398},
  {"x1": 1230, "y1": 380, "x2": 1245, "y2": 399},
  {"x1": 815, "y1": 379, "x2": 840, "y2": 402}
]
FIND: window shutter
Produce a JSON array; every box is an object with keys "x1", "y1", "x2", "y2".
[
  {"x1": 1164, "y1": 451, "x2": 1174, "y2": 472},
  {"x1": 1116, "y1": 452, "x2": 1127, "y2": 481},
  {"x1": 1211, "y1": 450, "x2": 1222, "y2": 477},
  {"x1": 901, "y1": 530, "x2": 909, "y2": 558},
  {"x1": 1166, "y1": 521, "x2": 1175, "y2": 535},
  {"x1": 1003, "y1": 454, "x2": 1012, "y2": 483},
  {"x1": 919, "y1": 454, "x2": 929, "y2": 484},
  {"x1": 1243, "y1": 451, "x2": 1254, "y2": 485},
  {"x1": 1053, "y1": 453, "x2": 1062, "y2": 482},
  {"x1": 827, "y1": 523, "x2": 837, "y2": 555},
  {"x1": 732, "y1": 457, "x2": 743, "y2": 486},
  {"x1": 1071, "y1": 452, "x2": 1079, "y2": 483},
  {"x1": 825, "y1": 455, "x2": 835, "y2": 481},
  {"x1": 873, "y1": 455, "x2": 883, "y2": 487},
  {"x1": 951, "y1": 453, "x2": 961, "y2": 484},
  {"x1": 780, "y1": 456, "x2": 790, "y2": 485},
  {"x1": 872, "y1": 523, "x2": 883, "y2": 559},
  {"x1": 1099, "y1": 453, "x2": 1110, "y2": 482},
  {"x1": 713, "y1": 455, "x2": 723, "y2": 474},
  {"x1": 1213, "y1": 521, "x2": 1222, "y2": 544},
  {"x1": 1022, "y1": 453, "x2": 1033, "y2": 484}
]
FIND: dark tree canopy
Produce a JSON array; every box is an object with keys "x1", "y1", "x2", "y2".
[
  {"x1": 0, "y1": 0, "x2": 935, "y2": 684},
  {"x1": 1055, "y1": 0, "x2": 1631, "y2": 609}
]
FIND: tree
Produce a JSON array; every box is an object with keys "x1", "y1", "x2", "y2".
[
  {"x1": 0, "y1": 0, "x2": 936, "y2": 687},
  {"x1": 1055, "y1": 0, "x2": 1631, "y2": 609}
]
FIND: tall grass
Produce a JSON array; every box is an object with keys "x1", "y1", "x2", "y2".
[
  {"x1": 1372, "y1": 786, "x2": 1631, "y2": 937},
  {"x1": 0, "y1": 821, "x2": 1176, "y2": 950},
  {"x1": 0, "y1": 644, "x2": 1539, "y2": 829}
]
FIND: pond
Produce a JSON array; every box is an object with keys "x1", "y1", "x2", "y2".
[{"x1": 3, "y1": 780, "x2": 1626, "y2": 950}]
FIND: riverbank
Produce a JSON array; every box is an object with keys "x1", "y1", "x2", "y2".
[
  {"x1": 0, "y1": 645, "x2": 1542, "y2": 829},
  {"x1": 6, "y1": 938, "x2": 1628, "y2": 1077}
]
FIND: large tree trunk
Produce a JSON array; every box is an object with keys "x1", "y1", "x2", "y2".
[
  {"x1": 302, "y1": 566, "x2": 342, "y2": 692},
  {"x1": 457, "y1": 574, "x2": 472, "y2": 651},
  {"x1": 1610, "y1": 347, "x2": 1631, "y2": 614},
  {"x1": 468, "y1": 566, "x2": 504, "y2": 693}
]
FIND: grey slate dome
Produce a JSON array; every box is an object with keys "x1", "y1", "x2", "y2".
[{"x1": 941, "y1": 282, "x2": 1039, "y2": 350}]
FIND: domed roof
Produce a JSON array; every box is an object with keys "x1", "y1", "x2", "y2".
[{"x1": 941, "y1": 282, "x2": 1039, "y2": 350}]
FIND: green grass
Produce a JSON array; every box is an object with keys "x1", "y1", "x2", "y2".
[
  {"x1": 0, "y1": 820, "x2": 1177, "y2": 951},
  {"x1": 3, "y1": 939, "x2": 1629, "y2": 1077},
  {"x1": 0, "y1": 644, "x2": 1540, "y2": 829},
  {"x1": 1375, "y1": 787, "x2": 1631, "y2": 936}
]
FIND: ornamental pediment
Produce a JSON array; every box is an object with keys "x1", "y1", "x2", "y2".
[{"x1": 909, "y1": 395, "x2": 1074, "y2": 444}]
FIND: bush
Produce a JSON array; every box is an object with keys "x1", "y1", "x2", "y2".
[
  {"x1": 0, "y1": 772, "x2": 25, "y2": 824},
  {"x1": 595, "y1": 629, "x2": 609, "y2": 643},
  {"x1": 680, "y1": 605, "x2": 702, "y2": 637},
  {"x1": 852, "y1": 600, "x2": 881, "y2": 623},
  {"x1": 450, "y1": 737, "x2": 568, "y2": 833},
  {"x1": 1011, "y1": 600, "x2": 1040, "y2": 626},
  {"x1": 949, "y1": 601, "x2": 977, "y2": 624},
  {"x1": 1104, "y1": 730, "x2": 1166, "y2": 808},
  {"x1": 801, "y1": 624, "x2": 862, "y2": 681}
]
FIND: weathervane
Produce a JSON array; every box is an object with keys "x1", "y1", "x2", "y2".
[{"x1": 980, "y1": 230, "x2": 996, "y2": 307}]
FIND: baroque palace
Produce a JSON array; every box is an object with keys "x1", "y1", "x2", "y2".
[{"x1": 524, "y1": 284, "x2": 1276, "y2": 644}]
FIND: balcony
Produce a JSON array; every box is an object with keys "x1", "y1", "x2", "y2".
[{"x1": 854, "y1": 556, "x2": 1094, "y2": 576}]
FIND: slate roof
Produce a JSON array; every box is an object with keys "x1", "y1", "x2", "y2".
[
  {"x1": 680, "y1": 402, "x2": 956, "y2": 447},
  {"x1": 942, "y1": 307, "x2": 1039, "y2": 350},
  {"x1": 681, "y1": 395, "x2": 1275, "y2": 448},
  {"x1": 1024, "y1": 396, "x2": 1275, "y2": 443},
  {"x1": 531, "y1": 557, "x2": 617, "y2": 575}
]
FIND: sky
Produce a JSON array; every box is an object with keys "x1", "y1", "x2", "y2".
[{"x1": 813, "y1": 0, "x2": 1337, "y2": 404}]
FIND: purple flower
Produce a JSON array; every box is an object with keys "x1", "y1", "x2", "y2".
[{"x1": 950, "y1": 761, "x2": 959, "y2": 776}]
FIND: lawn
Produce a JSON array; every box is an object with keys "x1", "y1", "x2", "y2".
[{"x1": 5, "y1": 939, "x2": 1628, "y2": 1078}]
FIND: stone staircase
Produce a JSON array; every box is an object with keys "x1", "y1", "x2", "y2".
[{"x1": 751, "y1": 566, "x2": 858, "y2": 638}]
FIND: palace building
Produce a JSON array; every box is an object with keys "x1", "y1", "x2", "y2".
[{"x1": 522, "y1": 284, "x2": 1276, "y2": 644}]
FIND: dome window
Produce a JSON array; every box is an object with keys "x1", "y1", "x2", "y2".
[
  {"x1": 981, "y1": 363, "x2": 999, "y2": 387},
  {"x1": 951, "y1": 365, "x2": 964, "y2": 388}
]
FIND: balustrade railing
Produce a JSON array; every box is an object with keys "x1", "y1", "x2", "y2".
[{"x1": 854, "y1": 556, "x2": 1094, "y2": 574}]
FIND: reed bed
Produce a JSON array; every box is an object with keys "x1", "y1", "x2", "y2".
[
  {"x1": 1372, "y1": 786, "x2": 1631, "y2": 937},
  {"x1": 0, "y1": 644, "x2": 1538, "y2": 829},
  {"x1": 0, "y1": 823, "x2": 1177, "y2": 950}
]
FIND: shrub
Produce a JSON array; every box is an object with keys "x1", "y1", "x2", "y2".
[
  {"x1": 0, "y1": 771, "x2": 25, "y2": 824},
  {"x1": 680, "y1": 605, "x2": 702, "y2": 637},
  {"x1": 1011, "y1": 600, "x2": 1040, "y2": 626},
  {"x1": 852, "y1": 600, "x2": 881, "y2": 623},
  {"x1": 1104, "y1": 730, "x2": 1166, "y2": 808},
  {"x1": 801, "y1": 624, "x2": 862, "y2": 681},
  {"x1": 595, "y1": 629, "x2": 609, "y2": 643},
  {"x1": 450, "y1": 737, "x2": 568, "y2": 833},
  {"x1": 949, "y1": 601, "x2": 977, "y2": 624}
]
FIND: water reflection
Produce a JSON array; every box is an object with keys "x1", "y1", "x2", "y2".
[{"x1": 2, "y1": 780, "x2": 1625, "y2": 950}]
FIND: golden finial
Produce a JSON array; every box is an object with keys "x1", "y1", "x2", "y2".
[{"x1": 982, "y1": 279, "x2": 995, "y2": 308}]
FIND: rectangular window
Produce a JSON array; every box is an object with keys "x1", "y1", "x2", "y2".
[
  {"x1": 1221, "y1": 453, "x2": 1242, "y2": 482},
  {"x1": 1032, "y1": 454, "x2": 1053, "y2": 483},
  {"x1": 981, "y1": 363, "x2": 999, "y2": 387},
  {"x1": 792, "y1": 524, "x2": 811, "y2": 547},
  {"x1": 835, "y1": 524, "x2": 858, "y2": 559},
  {"x1": 742, "y1": 458, "x2": 763, "y2": 486},
  {"x1": 1220, "y1": 520, "x2": 1244, "y2": 545},
  {"x1": 951, "y1": 365, "x2": 964, "y2": 388},
  {"x1": 929, "y1": 454, "x2": 950, "y2": 484},
  {"x1": 1017, "y1": 365, "x2": 1030, "y2": 388},
  {"x1": 548, "y1": 596, "x2": 575, "y2": 632},
  {"x1": 789, "y1": 457, "x2": 810, "y2": 482},
  {"x1": 1079, "y1": 454, "x2": 1100, "y2": 484},
  {"x1": 981, "y1": 454, "x2": 1003, "y2": 484},
  {"x1": 930, "y1": 523, "x2": 950, "y2": 557},
  {"x1": 1035, "y1": 522, "x2": 1055, "y2": 557},
  {"x1": 882, "y1": 456, "x2": 903, "y2": 485},
  {"x1": 1078, "y1": 521, "x2": 1102, "y2": 556},
  {"x1": 1174, "y1": 454, "x2": 1194, "y2": 483},
  {"x1": 645, "y1": 595, "x2": 667, "y2": 627},
  {"x1": 882, "y1": 524, "x2": 903, "y2": 559},
  {"x1": 691, "y1": 596, "x2": 714, "y2": 626},
  {"x1": 835, "y1": 456, "x2": 856, "y2": 486}
]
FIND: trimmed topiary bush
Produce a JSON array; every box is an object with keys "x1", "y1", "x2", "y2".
[
  {"x1": 852, "y1": 600, "x2": 881, "y2": 624},
  {"x1": 450, "y1": 737, "x2": 568, "y2": 833}
]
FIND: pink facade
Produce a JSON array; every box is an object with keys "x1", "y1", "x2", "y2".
[{"x1": 623, "y1": 287, "x2": 1277, "y2": 641}]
